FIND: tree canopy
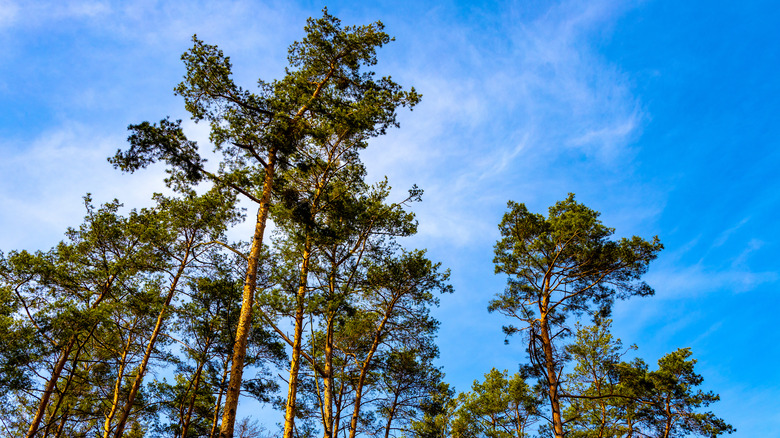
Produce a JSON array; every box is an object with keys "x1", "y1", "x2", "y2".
[{"x1": 0, "y1": 11, "x2": 735, "y2": 438}]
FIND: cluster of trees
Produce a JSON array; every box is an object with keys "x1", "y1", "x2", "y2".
[
  {"x1": 2, "y1": 11, "x2": 449, "y2": 438},
  {"x1": 411, "y1": 197, "x2": 734, "y2": 438},
  {"x1": 0, "y1": 10, "x2": 732, "y2": 438}
]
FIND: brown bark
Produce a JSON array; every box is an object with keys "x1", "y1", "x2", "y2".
[
  {"x1": 209, "y1": 356, "x2": 232, "y2": 438},
  {"x1": 663, "y1": 396, "x2": 672, "y2": 438},
  {"x1": 113, "y1": 245, "x2": 192, "y2": 438},
  {"x1": 52, "y1": 410, "x2": 68, "y2": 438},
  {"x1": 383, "y1": 392, "x2": 400, "y2": 438},
  {"x1": 43, "y1": 343, "x2": 81, "y2": 437},
  {"x1": 102, "y1": 334, "x2": 134, "y2": 438},
  {"x1": 283, "y1": 238, "x2": 313, "y2": 438},
  {"x1": 321, "y1": 312, "x2": 335, "y2": 438},
  {"x1": 538, "y1": 276, "x2": 565, "y2": 438},
  {"x1": 26, "y1": 336, "x2": 72, "y2": 436},
  {"x1": 348, "y1": 300, "x2": 397, "y2": 438},
  {"x1": 218, "y1": 147, "x2": 277, "y2": 438},
  {"x1": 27, "y1": 277, "x2": 114, "y2": 438},
  {"x1": 181, "y1": 360, "x2": 206, "y2": 438},
  {"x1": 540, "y1": 316, "x2": 564, "y2": 438}
]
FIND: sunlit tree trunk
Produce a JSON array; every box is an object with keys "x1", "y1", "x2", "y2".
[
  {"x1": 348, "y1": 308, "x2": 395, "y2": 438},
  {"x1": 283, "y1": 238, "x2": 312, "y2": 438},
  {"x1": 209, "y1": 356, "x2": 232, "y2": 438},
  {"x1": 220, "y1": 148, "x2": 276, "y2": 438},
  {"x1": 181, "y1": 360, "x2": 206, "y2": 438},
  {"x1": 102, "y1": 334, "x2": 135, "y2": 438},
  {"x1": 27, "y1": 278, "x2": 113, "y2": 438},
  {"x1": 539, "y1": 276, "x2": 564, "y2": 438},
  {"x1": 113, "y1": 244, "x2": 193, "y2": 438}
]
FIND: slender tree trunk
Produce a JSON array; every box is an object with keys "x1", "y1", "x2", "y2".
[
  {"x1": 52, "y1": 409, "x2": 69, "y2": 438},
  {"x1": 43, "y1": 346, "x2": 81, "y2": 437},
  {"x1": 540, "y1": 316, "x2": 564, "y2": 438},
  {"x1": 27, "y1": 277, "x2": 114, "y2": 438},
  {"x1": 348, "y1": 305, "x2": 395, "y2": 438},
  {"x1": 333, "y1": 377, "x2": 346, "y2": 438},
  {"x1": 26, "y1": 343, "x2": 72, "y2": 437},
  {"x1": 102, "y1": 334, "x2": 134, "y2": 438},
  {"x1": 113, "y1": 246, "x2": 192, "y2": 438},
  {"x1": 321, "y1": 276, "x2": 337, "y2": 438},
  {"x1": 663, "y1": 397, "x2": 672, "y2": 438},
  {"x1": 283, "y1": 238, "x2": 313, "y2": 438},
  {"x1": 181, "y1": 360, "x2": 206, "y2": 438},
  {"x1": 209, "y1": 356, "x2": 232, "y2": 438},
  {"x1": 219, "y1": 148, "x2": 277, "y2": 438},
  {"x1": 539, "y1": 276, "x2": 564, "y2": 438},
  {"x1": 383, "y1": 392, "x2": 400, "y2": 438},
  {"x1": 513, "y1": 405, "x2": 524, "y2": 438},
  {"x1": 322, "y1": 317, "x2": 334, "y2": 438}
]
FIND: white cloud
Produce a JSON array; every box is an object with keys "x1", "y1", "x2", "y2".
[
  {"x1": 644, "y1": 263, "x2": 778, "y2": 298},
  {"x1": 0, "y1": 0, "x2": 19, "y2": 28},
  {"x1": 712, "y1": 216, "x2": 751, "y2": 247},
  {"x1": 0, "y1": 123, "x2": 170, "y2": 251},
  {"x1": 361, "y1": 0, "x2": 648, "y2": 248}
]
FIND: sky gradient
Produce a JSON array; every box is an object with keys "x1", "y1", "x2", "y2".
[{"x1": 1, "y1": 0, "x2": 778, "y2": 435}]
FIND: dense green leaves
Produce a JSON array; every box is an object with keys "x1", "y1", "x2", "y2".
[
  {"x1": 0, "y1": 10, "x2": 737, "y2": 438},
  {"x1": 452, "y1": 369, "x2": 541, "y2": 438},
  {"x1": 490, "y1": 194, "x2": 663, "y2": 438},
  {"x1": 563, "y1": 321, "x2": 734, "y2": 437}
]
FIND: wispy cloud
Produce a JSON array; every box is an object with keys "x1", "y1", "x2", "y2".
[
  {"x1": 0, "y1": 0, "x2": 19, "y2": 28},
  {"x1": 645, "y1": 262, "x2": 778, "y2": 298},
  {"x1": 0, "y1": 123, "x2": 169, "y2": 250},
  {"x1": 712, "y1": 216, "x2": 751, "y2": 247},
  {"x1": 362, "y1": 0, "x2": 648, "y2": 248}
]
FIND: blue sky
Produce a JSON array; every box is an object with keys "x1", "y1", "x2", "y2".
[{"x1": 1, "y1": 0, "x2": 778, "y2": 435}]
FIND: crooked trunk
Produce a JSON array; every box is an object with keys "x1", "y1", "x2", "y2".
[{"x1": 539, "y1": 275, "x2": 564, "y2": 438}]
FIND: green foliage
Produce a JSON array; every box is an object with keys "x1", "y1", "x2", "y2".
[
  {"x1": 616, "y1": 349, "x2": 735, "y2": 437},
  {"x1": 452, "y1": 369, "x2": 541, "y2": 438},
  {"x1": 563, "y1": 321, "x2": 636, "y2": 438},
  {"x1": 489, "y1": 194, "x2": 663, "y2": 438},
  {"x1": 491, "y1": 194, "x2": 663, "y2": 331},
  {"x1": 111, "y1": 9, "x2": 420, "y2": 199},
  {"x1": 564, "y1": 321, "x2": 734, "y2": 438},
  {"x1": 411, "y1": 382, "x2": 456, "y2": 438}
]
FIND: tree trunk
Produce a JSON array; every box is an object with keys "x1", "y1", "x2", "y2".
[
  {"x1": 540, "y1": 316, "x2": 564, "y2": 438},
  {"x1": 113, "y1": 246, "x2": 192, "y2": 438},
  {"x1": 209, "y1": 356, "x2": 232, "y2": 438},
  {"x1": 321, "y1": 317, "x2": 334, "y2": 438},
  {"x1": 383, "y1": 392, "x2": 400, "y2": 438},
  {"x1": 348, "y1": 305, "x2": 395, "y2": 438},
  {"x1": 52, "y1": 409, "x2": 69, "y2": 438},
  {"x1": 102, "y1": 334, "x2": 134, "y2": 438},
  {"x1": 321, "y1": 273, "x2": 337, "y2": 438},
  {"x1": 27, "y1": 276, "x2": 114, "y2": 438},
  {"x1": 283, "y1": 238, "x2": 313, "y2": 438},
  {"x1": 539, "y1": 276, "x2": 564, "y2": 438},
  {"x1": 43, "y1": 342, "x2": 83, "y2": 437},
  {"x1": 219, "y1": 147, "x2": 277, "y2": 438},
  {"x1": 181, "y1": 359, "x2": 206, "y2": 438}
]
